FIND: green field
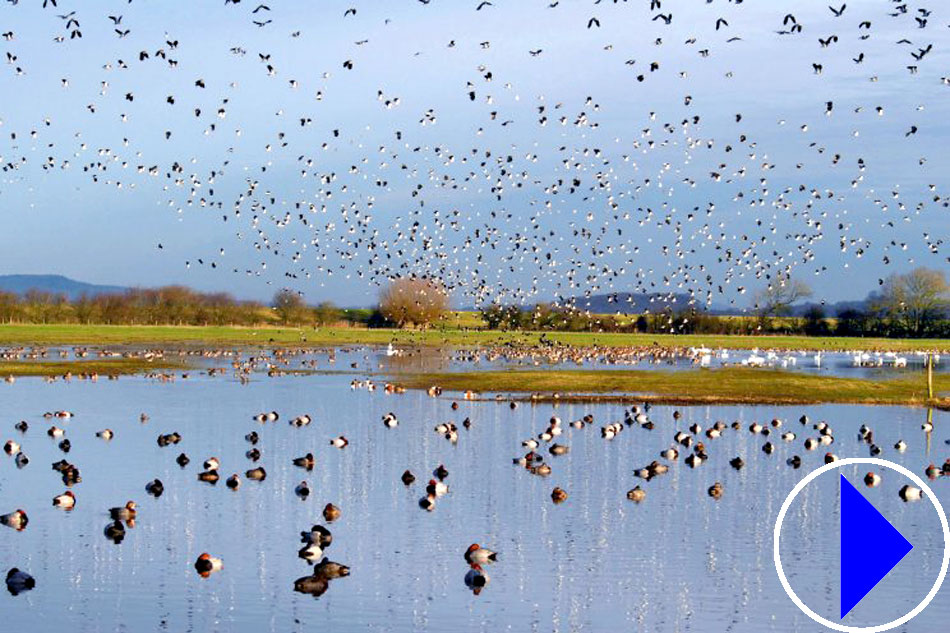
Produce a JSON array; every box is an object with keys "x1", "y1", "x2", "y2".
[
  {"x1": 395, "y1": 367, "x2": 950, "y2": 409},
  {"x1": 1, "y1": 323, "x2": 949, "y2": 351}
]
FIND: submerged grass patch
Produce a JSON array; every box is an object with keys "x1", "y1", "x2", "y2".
[
  {"x1": 0, "y1": 358, "x2": 187, "y2": 377},
  {"x1": 395, "y1": 367, "x2": 950, "y2": 409},
  {"x1": 0, "y1": 323, "x2": 949, "y2": 352}
]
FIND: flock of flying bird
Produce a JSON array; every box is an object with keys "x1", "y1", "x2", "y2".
[{"x1": 0, "y1": 1, "x2": 948, "y2": 309}]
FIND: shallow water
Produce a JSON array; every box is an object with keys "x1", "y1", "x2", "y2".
[{"x1": 0, "y1": 358, "x2": 948, "y2": 632}]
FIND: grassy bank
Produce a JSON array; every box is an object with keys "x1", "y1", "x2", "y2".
[
  {"x1": 1, "y1": 324, "x2": 950, "y2": 351},
  {"x1": 0, "y1": 358, "x2": 188, "y2": 377},
  {"x1": 395, "y1": 367, "x2": 950, "y2": 409}
]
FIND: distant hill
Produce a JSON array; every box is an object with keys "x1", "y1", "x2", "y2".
[{"x1": 0, "y1": 275, "x2": 128, "y2": 300}]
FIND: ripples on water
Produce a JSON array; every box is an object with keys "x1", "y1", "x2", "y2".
[{"x1": 0, "y1": 352, "x2": 947, "y2": 632}]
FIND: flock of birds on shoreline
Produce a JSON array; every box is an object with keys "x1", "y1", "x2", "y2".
[
  {"x1": 0, "y1": 1, "x2": 948, "y2": 310},
  {"x1": 1, "y1": 343, "x2": 948, "y2": 598}
]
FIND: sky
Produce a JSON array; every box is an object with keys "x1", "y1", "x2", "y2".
[{"x1": 0, "y1": 0, "x2": 948, "y2": 308}]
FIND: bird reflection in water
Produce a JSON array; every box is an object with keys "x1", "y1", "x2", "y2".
[{"x1": 293, "y1": 558, "x2": 350, "y2": 599}]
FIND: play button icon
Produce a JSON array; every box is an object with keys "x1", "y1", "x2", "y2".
[
  {"x1": 774, "y1": 457, "x2": 950, "y2": 632},
  {"x1": 839, "y1": 474, "x2": 913, "y2": 619}
]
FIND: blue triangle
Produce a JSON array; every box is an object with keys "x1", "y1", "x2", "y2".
[{"x1": 840, "y1": 474, "x2": 913, "y2": 619}]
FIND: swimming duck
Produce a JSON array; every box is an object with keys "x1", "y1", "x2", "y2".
[
  {"x1": 626, "y1": 486, "x2": 646, "y2": 502},
  {"x1": 245, "y1": 431, "x2": 259, "y2": 444},
  {"x1": 548, "y1": 444, "x2": 569, "y2": 456},
  {"x1": 323, "y1": 503, "x2": 341, "y2": 522},
  {"x1": 401, "y1": 469, "x2": 415, "y2": 485},
  {"x1": 869, "y1": 444, "x2": 882, "y2": 456},
  {"x1": 145, "y1": 479, "x2": 164, "y2": 497},
  {"x1": 925, "y1": 464, "x2": 940, "y2": 479},
  {"x1": 922, "y1": 421, "x2": 934, "y2": 433},
  {"x1": 176, "y1": 453, "x2": 190, "y2": 467},
  {"x1": 419, "y1": 494, "x2": 436, "y2": 511},
  {"x1": 194, "y1": 553, "x2": 223, "y2": 577},
  {"x1": 3, "y1": 440, "x2": 20, "y2": 455},
  {"x1": 290, "y1": 414, "x2": 312, "y2": 428},
  {"x1": 203, "y1": 457, "x2": 220, "y2": 471},
  {"x1": 14, "y1": 452, "x2": 28, "y2": 469},
  {"x1": 295, "y1": 481, "x2": 311, "y2": 499},
  {"x1": 824, "y1": 453, "x2": 839, "y2": 464},
  {"x1": 246, "y1": 448, "x2": 261, "y2": 461},
  {"x1": 426, "y1": 478, "x2": 449, "y2": 498},
  {"x1": 781, "y1": 432, "x2": 796, "y2": 442},
  {"x1": 551, "y1": 487, "x2": 568, "y2": 503},
  {"x1": 298, "y1": 542, "x2": 324, "y2": 563},
  {"x1": 804, "y1": 438, "x2": 818, "y2": 451},
  {"x1": 464, "y1": 544, "x2": 498, "y2": 566},
  {"x1": 530, "y1": 463, "x2": 552, "y2": 476},
  {"x1": 198, "y1": 470, "x2": 220, "y2": 484},
  {"x1": 730, "y1": 456, "x2": 745, "y2": 470},
  {"x1": 864, "y1": 472, "x2": 882, "y2": 487},
  {"x1": 899, "y1": 484, "x2": 922, "y2": 501},
  {"x1": 749, "y1": 422, "x2": 763, "y2": 434},
  {"x1": 157, "y1": 432, "x2": 181, "y2": 447},
  {"x1": 300, "y1": 525, "x2": 333, "y2": 548},
  {"x1": 293, "y1": 453, "x2": 315, "y2": 470},
  {"x1": 330, "y1": 436, "x2": 349, "y2": 449},
  {"x1": 382, "y1": 413, "x2": 398, "y2": 428},
  {"x1": 226, "y1": 474, "x2": 241, "y2": 489},
  {"x1": 96, "y1": 429, "x2": 114, "y2": 441},
  {"x1": 685, "y1": 453, "x2": 703, "y2": 468},
  {"x1": 109, "y1": 501, "x2": 137, "y2": 521},
  {"x1": 1, "y1": 509, "x2": 28, "y2": 531},
  {"x1": 245, "y1": 467, "x2": 267, "y2": 481},
  {"x1": 48, "y1": 426, "x2": 65, "y2": 438},
  {"x1": 433, "y1": 464, "x2": 449, "y2": 480},
  {"x1": 894, "y1": 440, "x2": 907, "y2": 452},
  {"x1": 708, "y1": 482, "x2": 724, "y2": 499},
  {"x1": 14, "y1": 421, "x2": 27, "y2": 433},
  {"x1": 522, "y1": 439, "x2": 539, "y2": 449},
  {"x1": 762, "y1": 442, "x2": 775, "y2": 455},
  {"x1": 942, "y1": 459, "x2": 950, "y2": 476},
  {"x1": 5, "y1": 568, "x2": 35, "y2": 595},
  {"x1": 661, "y1": 447, "x2": 679, "y2": 461},
  {"x1": 786, "y1": 455, "x2": 802, "y2": 469},
  {"x1": 58, "y1": 439, "x2": 71, "y2": 453},
  {"x1": 53, "y1": 491, "x2": 76, "y2": 510},
  {"x1": 104, "y1": 520, "x2": 125, "y2": 543}
]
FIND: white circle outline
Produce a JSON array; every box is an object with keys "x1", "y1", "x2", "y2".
[{"x1": 773, "y1": 457, "x2": 950, "y2": 633}]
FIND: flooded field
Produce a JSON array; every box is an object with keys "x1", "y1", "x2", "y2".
[{"x1": 0, "y1": 350, "x2": 947, "y2": 632}]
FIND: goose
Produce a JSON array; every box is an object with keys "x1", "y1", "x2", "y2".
[
  {"x1": 295, "y1": 481, "x2": 311, "y2": 499},
  {"x1": 109, "y1": 501, "x2": 136, "y2": 521},
  {"x1": 246, "y1": 467, "x2": 266, "y2": 481},
  {"x1": 5, "y1": 568, "x2": 35, "y2": 595},
  {"x1": 551, "y1": 487, "x2": 568, "y2": 503},
  {"x1": 899, "y1": 484, "x2": 922, "y2": 501},
  {"x1": 145, "y1": 479, "x2": 164, "y2": 497},
  {"x1": 194, "y1": 553, "x2": 223, "y2": 577},
  {"x1": 323, "y1": 503, "x2": 341, "y2": 522},
  {"x1": 293, "y1": 453, "x2": 315, "y2": 470},
  {"x1": 464, "y1": 544, "x2": 498, "y2": 566},
  {"x1": 626, "y1": 486, "x2": 646, "y2": 502},
  {"x1": 1, "y1": 509, "x2": 28, "y2": 530},
  {"x1": 53, "y1": 491, "x2": 76, "y2": 510},
  {"x1": 330, "y1": 436, "x2": 348, "y2": 449},
  {"x1": 401, "y1": 469, "x2": 415, "y2": 485},
  {"x1": 864, "y1": 472, "x2": 882, "y2": 487},
  {"x1": 226, "y1": 474, "x2": 241, "y2": 489}
]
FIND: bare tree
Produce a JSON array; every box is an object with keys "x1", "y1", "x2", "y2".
[
  {"x1": 379, "y1": 278, "x2": 449, "y2": 328},
  {"x1": 752, "y1": 276, "x2": 813, "y2": 319},
  {"x1": 874, "y1": 267, "x2": 949, "y2": 336}
]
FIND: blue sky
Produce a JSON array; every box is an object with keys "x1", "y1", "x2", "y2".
[{"x1": 0, "y1": 0, "x2": 947, "y2": 307}]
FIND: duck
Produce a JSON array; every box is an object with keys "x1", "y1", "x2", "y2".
[
  {"x1": 864, "y1": 472, "x2": 882, "y2": 487},
  {"x1": 203, "y1": 457, "x2": 221, "y2": 471},
  {"x1": 226, "y1": 474, "x2": 241, "y2": 489},
  {"x1": 298, "y1": 542, "x2": 324, "y2": 563},
  {"x1": 382, "y1": 412, "x2": 398, "y2": 428},
  {"x1": 787, "y1": 455, "x2": 802, "y2": 469},
  {"x1": 329, "y1": 436, "x2": 348, "y2": 449},
  {"x1": 749, "y1": 422, "x2": 763, "y2": 434},
  {"x1": 530, "y1": 463, "x2": 552, "y2": 476},
  {"x1": 300, "y1": 525, "x2": 332, "y2": 547},
  {"x1": 781, "y1": 432, "x2": 796, "y2": 442},
  {"x1": 869, "y1": 444, "x2": 882, "y2": 456},
  {"x1": 176, "y1": 453, "x2": 190, "y2": 467},
  {"x1": 661, "y1": 447, "x2": 679, "y2": 461},
  {"x1": 290, "y1": 414, "x2": 312, "y2": 427},
  {"x1": 433, "y1": 464, "x2": 449, "y2": 480},
  {"x1": 293, "y1": 453, "x2": 315, "y2": 470},
  {"x1": 3, "y1": 440, "x2": 20, "y2": 455},
  {"x1": 824, "y1": 453, "x2": 839, "y2": 464},
  {"x1": 58, "y1": 439, "x2": 71, "y2": 453},
  {"x1": 295, "y1": 481, "x2": 311, "y2": 499},
  {"x1": 246, "y1": 448, "x2": 261, "y2": 461},
  {"x1": 109, "y1": 501, "x2": 137, "y2": 521},
  {"x1": 551, "y1": 487, "x2": 568, "y2": 503},
  {"x1": 5, "y1": 568, "x2": 35, "y2": 595},
  {"x1": 104, "y1": 520, "x2": 125, "y2": 542},
  {"x1": 245, "y1": 467, "x2": 266, "y2": 481},
  {"x1": 548, "y1": 444, "x2": 569, "y2": 456},
  {"x1": 708, "y1": 482, "x2": 724, "y2": 499},
  {"x1": 626, "y1": 486, "x2": 646, "y2": 502},
  {"x1": 1, "y1": 509, "x2": 28, "y2": 531},
  {"x1": 426, "y1": 479, "x2": 448, "y2": 497},
  {"x1": 53, "y1": 491, "x2": 76, "y2": 510},
  {"x1": 464, "y1": 544, "x2": 498, "y2": 566},
  {"x1": 198, "y1": 470, "x2": 220, "y2": 484},
  {"x1": 522, "y1": 439, "x2": 539, "y2": 449},
  {"x1": 925, "y1": 463, "x2": 940, "y2": 480},
  {"x1": 323, "y1": 503, "x2": 341, "y2": 522},
  {"x1": 96, "y1": 429, "x2": 114, "y2": 440},
  {"x1": 157, "y1": 432, "x2": 181, "y2": 446},
  {"x1": 47, "y1": 426, "x2": 65, "y2": 438},
  {"x1": 245, "y1": 431, "x2": 259, "y2": 444},
  {"x1": 922, "y1": 421, "x2": 934, "y2": 433},
  {"x1": 804, "y1": 437, "x2": 818, "y2": 451},
  {"x1": 899, "y1": 484, "x2": 922, "y2": 501},
  {"x1": 893, "y1": 440, "x2": 907, "y2": 452},
  {"x1": 194, "y1": 553, "x2": 223, "y2": 577},
  {"x1": 685, "y1": 453, "x2": 703, "y2": 468},
  {"x1": 942, "y1": 459, "x2": 950, "y2": 476},
  {"x1": 729, "y1": 456, "x2": 745, "y2": 470},
  {"x1": 418, "y1": 494, "x2": 436, "y2": 511},
  {"x1": 762, "y1": 442, "x2": 775, "y2": 455},
  {"x1": 14, "y1": 421, "x2": 27, "y2": 433},
  {"x1": 145, "y1": 479, "x2": 164, "y2": 497},
  {"x1": 401, "y1": 469, "x2": 415, "y2": 485},
  {"x1": 12, "y1": 450, "x2": 28, "y2": 469}
]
